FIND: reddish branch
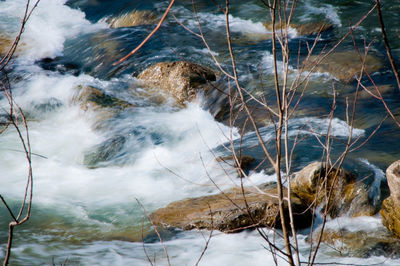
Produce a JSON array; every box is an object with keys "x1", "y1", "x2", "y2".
[
  {"x1": 375, "y1": 0, "x2": 400, "y2": 91},
  {"x1": 112, "y1": 0, "x2": 176, "y2": 66}
]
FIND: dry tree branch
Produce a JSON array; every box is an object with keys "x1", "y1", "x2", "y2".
[
  {"x1": 112, "y1": 0, "x2": 176, "y2": 66},
  {"x1": 135, "y1": 198, "x2": 171, "y2": 266},
  {"x1": 1, "y1": 2, "x2": 41, "y2": 264},
  {"x1": 375, "y1": 0, "x2": 400, "y2": 91}
]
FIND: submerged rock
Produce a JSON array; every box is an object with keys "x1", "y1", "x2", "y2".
[
  {"x1": 380, "y1": 160, "x2": 400, "y2": 238},
  {"x1": 216, "y1": 155, "x2": 255, "y2": 175},
  {"x1": 0, "y1": 34, "x2": 12, "y2": 55},
  {"x1": 290, "y1": 162, "x2": 376, "y2": 218},
  {"x1": 313, "y1": 227, "x2": 400, "y2": 259},
  {"x1": 303, "y1": 51, "x2": 382, "y2": 83},
  {"x1": 0, "y1": 33, "x2": 26, "y2": 56},
  {"x1": 264, "y1": 21, "x2": 333, "y2": 36},
  {"x1": 83, "y1": 135, "x2": 126, "y2": 168},
  {"x1": 73, "y1": 85, "x2": 134, "y2": 111},
  {"x1": 149, "y1": 185, "x2": 312, "y2": 232},
  {"x1": 106, "y1": 10, "x2": 157, "y2": 28},
  {"x1": 137, "y1": 61, "x2": 216, "y2": 104}
]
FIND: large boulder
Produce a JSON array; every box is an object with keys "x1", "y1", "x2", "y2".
[
  {"x1": 303, "y1": 51, "x2": 382, "y2": 83},
  {"x1": 149, "y1": 185, "x2": 313, "y2": 232},
  {"x1": 138, "y1": 61, "x2": 217, "y2": 104},
  {"x1": 290, "y1": 162, "x2": 376, "y2": 218},
  {"x1": 380, "y1": 160, "x2": 400, "y2": 238},
  {"x1": 106, "y1": 10, "x2": 158, "y2": 28}
]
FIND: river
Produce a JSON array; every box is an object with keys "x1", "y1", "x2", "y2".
[{"x1": 1, "y1": 0, "x2": 400, "y2": 265}]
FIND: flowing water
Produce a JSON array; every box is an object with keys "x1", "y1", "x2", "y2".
[{"x1": 1, "y1": 0, "x2": 400, "y2": 265}]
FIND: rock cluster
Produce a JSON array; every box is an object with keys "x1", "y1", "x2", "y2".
[{"x1": 149, "y1": 162, "x2": 377, "y2": 232}]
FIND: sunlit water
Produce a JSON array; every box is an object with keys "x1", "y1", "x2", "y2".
[{"x1": 1, "y1": 0, "x2": 400, "y2": 265}]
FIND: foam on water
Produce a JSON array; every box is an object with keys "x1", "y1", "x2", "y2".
[
  {"x1": 301, "y1": 0, "x2": 342, "y2": 27},
  {"x1": 1, "y1": 1, "x2": 399, "y2": 265},
  {"x1": 0, "y1": 0, "x2": 106, "y2": 61},
  {"x1": 290, "y1": 117, "x2": 365, "y2": 138},
  {"x1": 359, "y1": 158, "x2": 385, "y2": 206},
  {"x1": 241, "y1": 116, "x2": 365, "y2": 149},
  {"x1": 173, "y1": 5, "x2": 269, "y2": 36},
  {"x1": 0, "y1": 74, "x2": 240, "y2": 214}
]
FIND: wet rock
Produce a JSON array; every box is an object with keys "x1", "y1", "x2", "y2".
[
  {"x1": 107, "y1": 10, "x2": 157, "y2": 28},
  {"x1": 264, "y1": 21, "x2": 333, "y2": 36},
  {"x1": 216, "y1": 155, "x2": 255, "y2": 175},
  {"x1": 358, "y1": 84, "x2": 394, "y2": 99},
  {"x1": 313, "y1": 228, "x2": 400, "y2": 259},
  {"x1": 385, "y1": 160, "x2": 400, "y2": 204},
  {"x1": 303, "y1": 51, "x2": 383, "y2": 83},
  {"x1": 137, "y1": 61, "x2": 216, "y2": 104},
  {"x1": 37, "y1": 57, "x2": 81, "y2": 76},
  {"x1": 0, "y1": 33, "x2": 12, "y2": 55},
  {"x1": 74, "y1": 85, "x2": 134, "y2": 111},
  {"x1": 83, "y1": 135, "x2": 126, "y2": 168},
  {"x1": 290, "y1": 162, "x2": 376, "y2": 218},
  {"x1": 149, "y1": 185, "x2": 313, "y2": 232},
  {"x1": 380, "y1": 160, "x2": 400, "y2": 238},
  {"x1": 0, "y1": 33, "x2": 25, "y2": 56}
]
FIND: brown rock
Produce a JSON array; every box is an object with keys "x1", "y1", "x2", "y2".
[
  {"x1": 264, "y1": 21, "x2": 333, "y2": 36},
  {"x1": 138, "y1": 61, "x2": 216, "y2": 104},
  {"x1": 0, "y1": 34, "x2": 12, "y2": 55},
  {"x1": 358, "y1": 84, "x2": 393, "y2": 99},
  {"x1": 380, "y1": 196, "x2": 400, "y2": 238},
  {"x1": 313, "y1": 228, "x2": 400, "y2": 258},
  {"x1": 380, "y1": 160, "x2": 400, "y2": 238},
  {"x1": 216, "y1": 155, "x2": 255, "y2": 174},
  {"x1": 107, "y1": 10, "x2": 157, "y2": 28},
  {"x1": 290, "y1": 162, "x2": 375, "y2": 218},
  {"x1": 303, "y1": 51, "x2": 382, "y2": 83},
  {"x1": 149, "y1": 186, "x2": 313, "y2": 232},
  {"x1": 385, "y1": 160, "x2": 400, "y2": 204},
  {"x1": 0, "y1": 33, "x2": 25, "y2": 56}
]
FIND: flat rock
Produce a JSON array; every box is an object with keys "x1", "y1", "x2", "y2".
[
  {"x1": 149, "y1": 186, "x2": 313, "y2": 232},
  {"x1": 138, "y1": 61, "x2": 216, "y2": 104},
  {"x1": 303, "y1": 51, "x2": 382, "y2": 83}
]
